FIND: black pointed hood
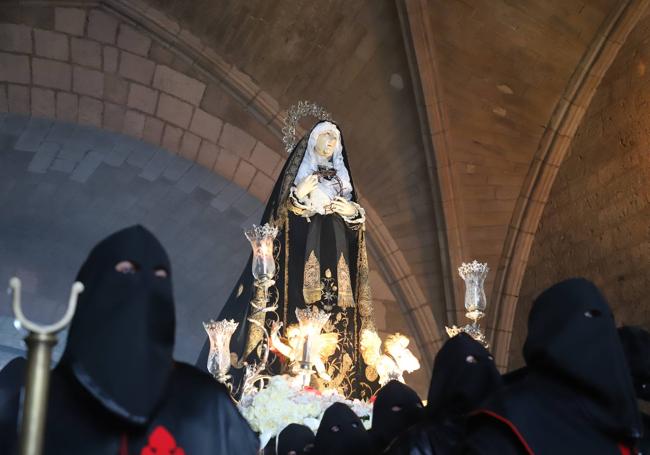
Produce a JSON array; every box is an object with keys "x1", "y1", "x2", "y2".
[
  {"x1": 618, "y1": 325, "x2": 650, "y2": 401},
  {"x1": 371, "y1": 380, "x2": 423, "y2": 450},
  {"x1": 60, "y1": 225, "x2": 175, "y2": 425},
  {"x1": 523, "y1": 278, "x2": 641, "y2": 440},
  {"x1": 277, "y1": 423, "x2": 315, "y2": 455},
  {"x1": 427, "y1": 333, "x2": 502, "y2": 420},
  {"x1": 314, "y1": 402, "x2": 371, "y2": 455}
]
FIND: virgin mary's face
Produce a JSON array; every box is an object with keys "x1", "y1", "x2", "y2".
[{"x1": 314, "y1": 131, "x2": 338, "y2": 159}]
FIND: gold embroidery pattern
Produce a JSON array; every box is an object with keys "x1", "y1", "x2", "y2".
[
  {"x1": 336, "y1": 253, "x2": 355, "y2": 309},
  {"x1": 356, "y1": 230, "x2": 375, "y2": 330},
  {"x1": 303, "y1": 250, "x2": 322, "y2": 304}
]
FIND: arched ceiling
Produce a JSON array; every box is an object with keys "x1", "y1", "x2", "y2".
[
  {"x1": 5, "y1": 0, "x2": 644, "y2": 370},
  {"x1": 141, "y1": 0, "x2": 640, "y2": 367}
]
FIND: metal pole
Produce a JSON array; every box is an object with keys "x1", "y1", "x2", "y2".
[{"x1": 19, "y1": 332, "x2": 57, "y2": 455}]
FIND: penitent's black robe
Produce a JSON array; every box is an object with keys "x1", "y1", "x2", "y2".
[
  {"x1": 0, "y1": 226, "x2": 259, "y2": 454},
  {"x1": 198, "y1": 121, "x2": 379, "y2": 400}
]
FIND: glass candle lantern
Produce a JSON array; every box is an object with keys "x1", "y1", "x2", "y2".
[
  {"x1": 458, "y1": 260, "x2": 489, "y2": 323},
  {"x1": 203, "y1": 319, "x2": 239, "y2": 384},
  {"x1": 245, "y1": 224, "x2": 279, "y2": 286}
]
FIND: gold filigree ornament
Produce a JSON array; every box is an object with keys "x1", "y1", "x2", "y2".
[
  {"x1": 282, "y1": 100, "x2": 334, "y2": 154},
  {"x1": 336, "y1": 253, "x2": 355, "y2": 309},
  {"x1": 303, "y1": 251, "x2": 322, "y2": 304}
]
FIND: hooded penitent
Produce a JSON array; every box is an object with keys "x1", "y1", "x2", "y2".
[
  {"x1": 618, "y1": 326, "x2": 650, "y2": 401},
  {"x1": 371, "y1": 380, "x2": 424, "y2": 451},
  {"x1": 0, "y1": 226, "x2": 259, "y2": 454},
  {"x1": 427, "y1": 332, "x2": 502, "y2": 421},
  {"x1": 384, "y1": 333, "x2": 502, "y2": 455},
  {"x1": 465, "y1": 278, "x2": 641, "y2": 454},
  {"x1": 277, "y1": 423, "x2": 315, "y2": 455},
  {"x1": 314, "y1": 402, "x2": 371, "y2": 455},
  {"x1": 60, "y1": 225, "x2": 175, "y2": 424},
  {"x1": 198, "y1": 121, "x2": 378, "y2": 399},
  {"x1": 618, "y1": 325, "x2": 650, "y2": 455}
]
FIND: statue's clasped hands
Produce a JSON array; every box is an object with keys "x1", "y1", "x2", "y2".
[
  {"x1": 295, "y1": 175, "x2": 319, "y2": 200},
  {"x1": 330, "y1": 197, "x2": 357, "y2": 217}
]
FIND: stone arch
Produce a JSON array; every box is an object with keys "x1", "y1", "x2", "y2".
[
  {"x1": 488, "y1": 0, "x2": 649, "y2": 368},
  {"x1": 0, "y1": 0, "x2": 440, "y2": 369}
]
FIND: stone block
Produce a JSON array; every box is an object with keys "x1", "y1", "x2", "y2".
[
  {"x1": 71, "y1": 150, "x2": 103, "y2": 183},
  {"x1": 32, "y1": 58, "x2": 71, "y2": 91},
  {"x1": 7, "y1": 85, "x2": 29, "y2": 114},
  {"x1": 103, "y1": 74, "x2": 128, "y2": 104},
  {"x1": 14, "y1": 117, "x2": 52, "y2": 152},
  {"x1": 199, "y1": 172, "x2": 227, "y2": 195},
  {"x1": 156, "y1": 93, "x2": 192, "y2": 128},
  {"x1": 140, "y1": 149, "x2": 172, "y2": 181},
  {"x1": 102, "y1": 102, "x2": 125, "y2": 132},
  {"x1": 0, "y1": 53, "x2": 30, "y2": 84},
  {"x1": 117, "y1": 24, "x2": 151, "y2": 57},
  {"x1": 0, "y1": 24, "x2": 32, "y2": 53},
  {"x1": 122, "y1": 109, "x2": 145, "y2": 138},
  {"x1": 73, "y1": 66, "x2": 104, "y2": 97},
  {"x1": 0, "y1": 86, "x2": 7, "y2": 113},
  {"x1": 250, "y1": 142, "x2": 281, "y2": 176},
  {"x1": 161, "y1": 124, "x2": 183, "y2": 153},
  {"x1": 55, "y1": 7, "x2": 86, "y2": 36},
  {"x1": 78, "y1": 96, "x2": 102, "y2": 127},
  {"x1": 179, "y1": 131, "x2": 200, "y2": 160},
  {"x1": 149, "y1": 42, "x2": 174, "y2": 66},
  {"x1": 119, "y1": 51, "x2": 155, "y2": 85},
  {"x1": 127, "y1": 83, "x2": 158, "y2": 114},
  {"x1": 213, "y1": 149, "x2": 238, "y2": 180},
  {"x1": 50, "y1": 158, "x2": 76, "y2": 173},
  {"x1": 87, "y1": 10, "x2": 118, "y2": 44},
  {"x1": 176, "y1": 164, "x2": 210, "y2": 194},
  {"x1": 196, "y1": 140, "x2": 218, "y2": 169},
  {"x1": 219, "y1": 123, "x2": 256, "y2": 159},
  {"x1": 126, "y1": 140, "x2": 155, "y2": 167},
  {"x1": 210, "y1": 182, "x2": 245, "y2": 211},
  {"x1": 233, "y1": 160, "x2": 256, "y2": 189},
  {"x1": 31, "y1": 87, "x2": 55, "y2": 118},
  {"x1": 46, "y1": 121, "x2": 75, "y2": 143},
  {"x1": 152, "y1": 65, "x2": 205, "y2": 105},
  {"x1": 28, "y1": 141, "x2": 60, "y2": 173},
  {"x1": 71, "y1": 38, "x2": 102, "y2": 69},
  {"x1": 189, "y1": 108, "x2": 222, "y2": 143},
  {"x1": 34, "y1": 29, "x2": 69, "y2": 61},
  {"x1": 143, "y1": 116, "x2": 163, "y2": 145},
  {"x1": 235, "y1": 192, "x2": 262, "y2": 217},
  {"x1": 163, "y1": 155, "x2": 192, "y2": 181},
  {"x1": 103, "y1": 46, "x2": 118, "y2": 73},
  {"x1": 248, "y1": 171, "x2": 274, "y2": 201}
]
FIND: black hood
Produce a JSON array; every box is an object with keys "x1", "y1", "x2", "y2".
[
  {"x1": 523, "y1": 278, "x2": 640, "y2": 439},
  {"x1": 427, "y1": 333, "x2": 502, "y2": 420},
  {"x1": 618, "y1": 325, "x2": 650, "y2": 401},
  {"x1": 60, "y1": 225, "x2": 175, "y2": 425},
  {"x1": 314, "y1": 402, "x2": 371, "y2": 455},
  {"x1": 371, "y1": 380, "x2": 423, "y2": 450},
  {"x1": 277, "y1": 423, "x2": 315, "y2": 455}
]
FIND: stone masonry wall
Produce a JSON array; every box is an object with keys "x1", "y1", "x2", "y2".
[
  {"x1": 0, "y1": 5, "x2": 283, "y2": 202},
  {"x1": 509, "y1": 11, "x2": 650, "y2": 368}
]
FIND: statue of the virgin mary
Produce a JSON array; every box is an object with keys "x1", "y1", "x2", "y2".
[{"x1": 199, "y1": 120, "x2": 379, "y2": 399}]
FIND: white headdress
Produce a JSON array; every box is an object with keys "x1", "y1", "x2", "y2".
[{"x1": 293, "y1": 121, "x2": 353, "y2": 201}]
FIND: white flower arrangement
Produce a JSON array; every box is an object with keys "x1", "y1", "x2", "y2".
[{"x1": 238, "y1": 375, "x2": 373, "y2": 449}]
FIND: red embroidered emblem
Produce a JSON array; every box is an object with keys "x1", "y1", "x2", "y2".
[{"x1": 141, "y1": 426, "x2": 186, "y2": 455}]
